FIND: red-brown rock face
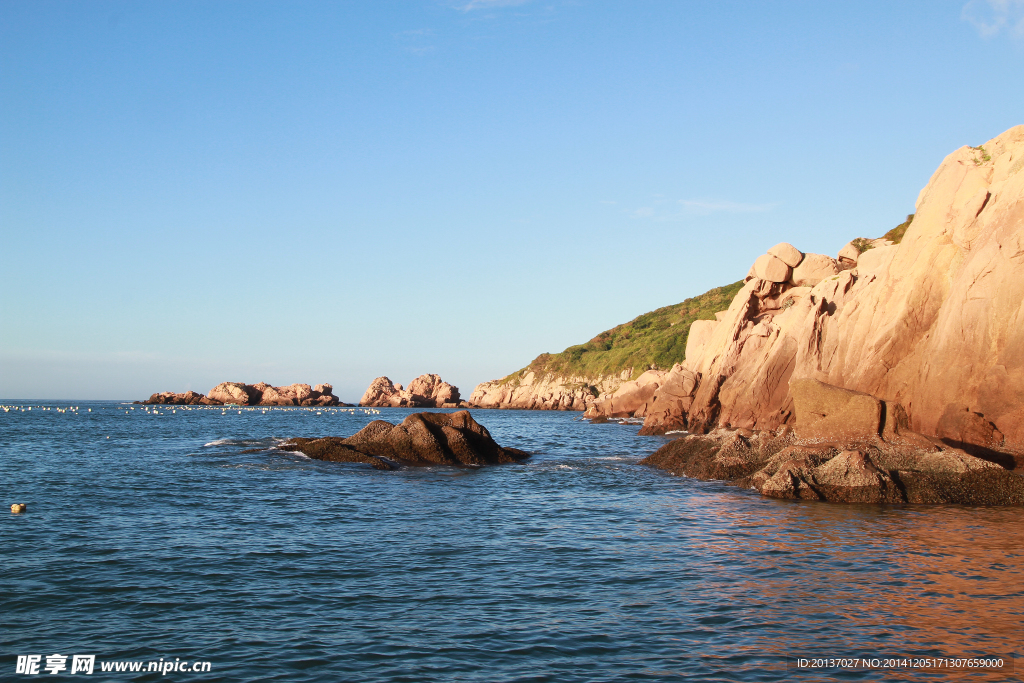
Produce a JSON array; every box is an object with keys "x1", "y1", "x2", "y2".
[
  {"x1": 359, "y1": 374, "x2": 462, "y2": 408},
  {"x1": 602, "y1": 125, "x2": 1024, "y2": 452}
]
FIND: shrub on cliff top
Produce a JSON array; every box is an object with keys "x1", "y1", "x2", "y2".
[
  {"x1": 883, "y1": 214, "x2": 914, "y2": 244},
  {"x1": 511, "y1": 280, "x2": 745, "y2": 382}
]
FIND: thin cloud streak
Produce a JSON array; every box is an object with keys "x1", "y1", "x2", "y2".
[
  {"x1": 962, "y1": 0, "x2": 1024, "y2": 38},
  {"x1": 678, "y1": 199, "x2": 779, "y2": 214}
]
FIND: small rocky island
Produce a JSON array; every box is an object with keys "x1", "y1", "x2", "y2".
[
  {"x1": 359, "y1": 374, "x2": 467, "y2": 408},
  {"x1": 280, "y1": 410, "x2": 529, "y2": 470},
  {"x1": 141, "y1": 382, "x2": 349, "y2": 407}
]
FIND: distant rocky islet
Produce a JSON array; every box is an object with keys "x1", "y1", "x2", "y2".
[
  {"x1": 358, "y1": 373, "x2": 467, "y2": 409},
  {"x1": 141, "y1": 381, "x2": 348, "y2": 407}
]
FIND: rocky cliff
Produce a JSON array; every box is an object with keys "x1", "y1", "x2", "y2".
[
  {"x1": 359, "y1": 374, "x2": 463, "y2": 408},
  {"x1": 588, "y1": 125, "x2": 1024, "y2": 454},
  {"x1": 470, "y1": 369, "x2": 628, "y2": 411},
  {"x1": 469, "y1": 282, "x2": 744, "y2": 411}
]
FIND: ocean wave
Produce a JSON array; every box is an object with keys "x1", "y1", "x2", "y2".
[{"x1": 203, "y1": 437, "x2": 290, "y2": 448}]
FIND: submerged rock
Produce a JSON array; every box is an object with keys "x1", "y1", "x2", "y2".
[{"x1": 281, "y1": 410, "x2": 529, "y2": 469}]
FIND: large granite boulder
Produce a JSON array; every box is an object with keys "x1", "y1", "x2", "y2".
[
  {"x1": 767, "y1": 242, "x2": 804, "y2": 267},
  {"x1": 407, "y1": 373, "x2": 461, "y2": 407},
  {"x1": 584, "y1": 369, "x2": 666, "y2": 418},
  {"x1": 790, "y1": 379, "x2": 883, "y2": 442},
  {"x1": 281, "y1": 411, "x2": 529, "y2": 468},
  {"x1": 359, "y1": 377, "x2": 400, "y2": 406},
  {"x1": 790, "y1": 253, "x2": 840, "y2": 287},
  {"x1": 753, "y1": 253, "x2": 791, "y2": 283},
  {"x1": 208, "y1": 382, "x2": 260, "y2": 405}
]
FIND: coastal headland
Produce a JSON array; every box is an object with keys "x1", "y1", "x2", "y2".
[{"x1": 479, "y1": 127, "x2": 1024, "y2": 453}]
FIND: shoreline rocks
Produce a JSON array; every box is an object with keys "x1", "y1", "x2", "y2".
[
  {"x1": 586, "y1": 125, "x2": 1024, "y2": 457},
  {"x1": 639, "y1": 375, "x2": 1024, "y2": 505},
  {"x1": 641, "y1": 427, "x2": 1024, "y2": 505},
  {"x1": 359, "y1": 374, "x2": 464, "y2": 408},
  {"x1": 470, "y1": 369, "x2": 627, "y2": 411},
  {"x1": 141, "y1": 382, "x2": 349, "y2": 407},
  {"x1": 280, "y1": 410, "x2": 529, "y2": 469}
]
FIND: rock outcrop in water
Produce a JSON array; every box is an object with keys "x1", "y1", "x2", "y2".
[
  {"x1": 280, "y1": 410, "x2": 529, "y2": 470},
  {"x1": 142, "y1": 390, "x2": 215, "y2": 405},
  {"x1": 588, "y1": 125, "x2": 1024, "y2": 458},
  {"x1": 359, "y1": 374, "x2": 463, "y2": 408},
  {"x1": 141, "y1": 382, "x2": 348, "y2": 406},
  {"x1": 641, "y1": 377, "x2": 1024, "y2": 505}
]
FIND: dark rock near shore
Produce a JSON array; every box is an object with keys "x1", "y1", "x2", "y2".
[
  {"x1": 641, "y1": 429, "x2": 1024, "y2": 505},
  {"x1": 282, "y1": 410, "x2": 529, "y2": 469},
  {"x1": 279, "y1": 438, "x2": 397, "y2": 470}
]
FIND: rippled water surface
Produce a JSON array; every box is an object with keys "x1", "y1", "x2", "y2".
[{"x1": 2, "y1": 402, "x2": 1022, "y2": 681}]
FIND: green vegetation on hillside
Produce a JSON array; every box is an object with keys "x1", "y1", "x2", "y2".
[
  {"x1": 850, "y1": 237, "x2": 875, "y2": 254},
  {"x1": 971, "y1": 145, "x2": 992, "y2": 166},
  {"x1": 883, "y1": 213, "x2": 914, "y2": 244},
  {"x1": 502, "y1": 280, "x2": 745, "y2": 385}
]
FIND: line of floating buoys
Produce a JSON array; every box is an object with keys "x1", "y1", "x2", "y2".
[
  {"x1": 1, "y1": 404, "x2": 86, "y2": 413},
  {"x1": 2, "y1": 403, "x2": 386, "y2": 416}
]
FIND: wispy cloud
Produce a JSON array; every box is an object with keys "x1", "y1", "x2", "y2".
[
  {"x1": 962, "y1": 0, "x2": 1024, "y2": 38},
  {"x1": 678, "y1": 199, "x2": 779, "y2": 215},
  {"x1": 395, "y1": 28, "x2": 437, "y2": 55},
  {"x1": 621, "y1": 195, "x2": 778, "y2": 221}
]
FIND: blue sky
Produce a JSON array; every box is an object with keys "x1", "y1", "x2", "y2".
[{"x1": 2, "y1": 0, "x2": 1023, "y2": 401}]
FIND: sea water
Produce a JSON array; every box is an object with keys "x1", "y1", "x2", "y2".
[{"x1": 2, "y1": 401, "x2": 1022, "y2": 682}]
